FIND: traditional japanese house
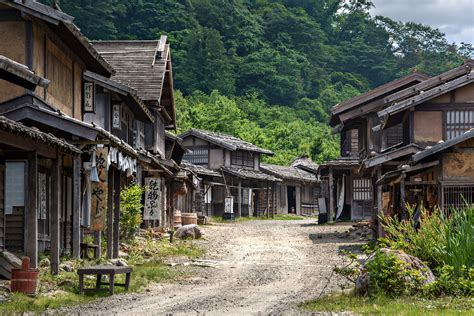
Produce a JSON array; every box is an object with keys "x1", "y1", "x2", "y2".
[
  {"x1": 92, "y1": 37, "x2": 180, "y2": 229},
  {"x1": 373, "y1": 60, "x2": 474, "y2": 220},
  {"x1": 324, "y1": 72, "x2": 430, "y2": 223},
  {"x1": 0, "y1": 0, "x2": 122, "y2": 270},
  {"x1": 180, "y1": 129, "x2": 279, "y2": 217},
  {"x1": 260, "y1": 163, "x2": 320, "y2": 216}
]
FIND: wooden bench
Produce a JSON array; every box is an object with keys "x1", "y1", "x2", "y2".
[
  {"x1": 80, "y1": 243, "x2": 100, "y2": 259},
  {"x1": 77, "y1": 265, "x2": 132, "y2": 295}
]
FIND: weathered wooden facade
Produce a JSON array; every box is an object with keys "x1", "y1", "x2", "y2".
[
  {"x1": 260, "y1": 163, "x2": 320, "y2": 216},
  {"x1": 180, "y1": 129, "x2": 280, "y2": 217},
  {"x1": 0, "y1": 0, "x2": 183, "y2": 276},
  {"x1": 328, "y1": 59, "x2": 474, "y2": 235},
  {"x1": 324, "y1": 72, "x2": 430, "y2": 223}
]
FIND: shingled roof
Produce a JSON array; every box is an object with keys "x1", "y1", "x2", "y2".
[
  {"x1": 180, "y1": 129, "x2": 274, "y2": 155},
  {"x1": 222, "y1": 166, "x2": 281, "y2": 182},
  {"x1": 0, "y1": 115, "x2": 80, "y2": 154},
  {"x1": 260, "y1": 164, "x2": 318, "y2": 182},
  {"x1": 181, "y1": 160, "x2": 222, "y2": 178},
  {"x1": 92, "y1": 36, "x2": 176, "y2": 128},
  {"x1": 290, "y1": 155, "x2": 319, "y2": 174}
]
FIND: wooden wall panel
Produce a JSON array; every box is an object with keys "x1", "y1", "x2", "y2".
[
  {"x1": 454, "y1": 83, "x2": 474, "y2": 103},
  {"x1": 0, "y1": 165, "x2": 4, "y2": 250},
  {"x1": 413, "y1": 111, "x2": 443, "y2": 144},
  {"x1": 74, "y1": 62, "x2": 82, "y2": 119},
  {"x1": 0, "y1": 21, "x2": 26, "y2": 103},
  {"x1": 32, "y1": 23, "x2": 46, "y2": 99},
  {"x1": 442, "y1": 152, "x2": 474, "y2": 181},
  {"x1": 430, "y1": 92, "x2": 451, "y2": 103}
]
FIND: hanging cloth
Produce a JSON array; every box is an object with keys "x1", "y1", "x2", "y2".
[{"x1": 336, "y1": 174, "x2": 345, "y2": 220}]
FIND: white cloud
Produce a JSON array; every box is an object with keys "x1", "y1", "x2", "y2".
[{"x1": 371, "y1": 0, "x2": 474, "y2": 44}]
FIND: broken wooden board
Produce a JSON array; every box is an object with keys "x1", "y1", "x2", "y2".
[{"x1": 0, "y1": 250, "x2": 21, "y2": 280}]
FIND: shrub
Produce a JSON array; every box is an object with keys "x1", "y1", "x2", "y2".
[
  {"x1": 423, "y1": 265, "x2": 474, "y2": 297},
  {"x1": 120, "y1": 184, "x2": 145, "y2": 240}
]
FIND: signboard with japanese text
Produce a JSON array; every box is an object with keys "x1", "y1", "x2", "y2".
[
  {"x1": 225, "y1": 196, "x2": 234, "y2": 213},
  {"x1": 84, "y1": 82, "x2": 94, "y2": 112},
  {"x1": 144, "y1": 177, "x2": 162, "y2": 220},
  {"x1": 112, "y1": 103, "x2": 121, "y2": 129},
  {"x1": 91, "y1": 147, "x2": 109, "y2": 231}
]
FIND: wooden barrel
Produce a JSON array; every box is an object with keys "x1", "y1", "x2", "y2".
[
  {"x1": 174, "y1": 210, "x2": 182, "y2": 228},
  {"x1": 181, "y1": 212, "x2": 198, "y2": 225},
  {"x1": 10, "y1": 257, "x2": 39, "y2": 296}
]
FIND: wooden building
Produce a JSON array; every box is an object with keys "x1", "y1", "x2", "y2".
[
  {"x1": 324, "y1": 72, "x2": 430, "y2": 223},
  {"x1": 180, "y1": 129, "x2": 279, "y2": 217},
  {"x1": 92, "y1": 37, "x2": 181, "y2": 229},
  {"x1": 373, "y1": 60, "x2": 474, "y2": 221},
  {"x1": 260, "y1": 163, "x2": 320, "y2": 216}
]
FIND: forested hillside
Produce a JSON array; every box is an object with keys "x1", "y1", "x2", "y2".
[{"x1": 50, "y1": 0, "x2": 472, "y2": 164}]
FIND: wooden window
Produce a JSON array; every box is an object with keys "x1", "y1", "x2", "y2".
[
  {"x1": 134, "y1": 120, "x2": 146, "y2": 150},
  {"x1": 231, "y1": 150, "x2": 254, "y2": 167},
  {"x1": 442, "y1": 185, "x2": 474, "y2": 211},
  {"x1": 446, "y1": 110, "x2": 474, "y2": 140},
  {"x1": 353, "y1": 178, "x2": 371, "y2": 201},
  {"x1": 383, "y1": 123, "x2": 403, "y2": 150},
  {"x1": 184, "y1": 148, "x2": 209, "y2": 165},
  {"x1": 5, "y1": 162, "x2": 25, "y2": 215}
]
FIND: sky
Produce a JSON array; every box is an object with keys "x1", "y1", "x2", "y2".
[{"x1": 371, "y1": 0, "x2": 474, "y2": 45}]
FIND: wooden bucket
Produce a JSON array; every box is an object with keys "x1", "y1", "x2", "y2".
[
  {"x1": 174, "y1": 210, "x2": 182, "y2": 228},
  {"x1": 10, "y1": 257, "x2": 39, "y2": 296},
  {"x1": 181, "y1": 212, "x2": 198, "y2": 225}
]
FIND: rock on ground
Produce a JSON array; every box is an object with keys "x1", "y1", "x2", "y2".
[{"x1": 175, "y1": 224, "x2": 202, "y2": 239}]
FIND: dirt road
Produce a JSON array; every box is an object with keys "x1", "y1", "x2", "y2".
[{"x1": 66, "y1": 219, "x2": 364, "y2": 315}]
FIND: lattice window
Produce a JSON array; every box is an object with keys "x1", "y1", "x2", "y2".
[
  {"x1": 353, "y1": 178, "x2": 372, "y2": 201},
  {"x1": 231, "y1": 150, "x2": 254, "y2": 167},
  {"x1": 383, "y1": 123, "x2": 403, "y2": 150},
  {"x1": 184, "y1": 148, "x2": 208, "y2": 165},
  {"x1": 442, "y1": 185, "x2": 474, "y2": 211},
  {"x1": 446, "y1": 110, "x2": 474, "y2": 140}
]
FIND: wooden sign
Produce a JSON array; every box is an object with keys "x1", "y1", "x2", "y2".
[
  {"x1": 112, "y1": 103, "x2": 121, "y2": 129},
  {"x1": 144, "y1": 177, "x2": 161, "y2": 220},
  {"x1": 38, "y1": 172, "x2": 47, "y2": 220},
  {"x1": 225, "y1": 196, "x2": 234, "y2": 213},
  {"x1": 91, "y1": 147, "x2": 109, "y2": 231},
  {"x1": 84, "y1": 82, "x2": 94, "y2": 112}
]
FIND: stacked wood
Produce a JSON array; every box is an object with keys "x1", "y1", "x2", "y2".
[{"x1": 0, "y1": 250, "x2": 21, "y2": 279}]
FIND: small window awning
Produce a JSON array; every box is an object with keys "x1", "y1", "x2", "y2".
[{"x1": 363, "y1": 144, "x2": 423, "y2": 169}]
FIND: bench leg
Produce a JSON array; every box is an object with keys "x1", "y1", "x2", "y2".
[
  {"x1": 79, "y1": 275, "x2": 84, "y2": 294},
  {"x1": 109, "y1": 274, "x2": 115, "y2": 296},
  {"x1": 96, "y1": 274, "x2": 102, "y2": 289},
  {"x1": 125, "y1": 273, "x2": 131, "y2": 291}
]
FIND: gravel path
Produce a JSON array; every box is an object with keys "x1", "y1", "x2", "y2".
[{"x1": 62, "y1": 219, "x2": 364, "y2": 315}]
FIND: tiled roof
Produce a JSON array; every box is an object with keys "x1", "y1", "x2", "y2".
[
  {"x1": 181, "y1": 161, "x2": 222, "y2": 178},
  {"x1": 260, "y1": 164, "x2": 318, "y2": 182},
  {"x1": 221, "y1": 166, "x2": 281, "y2": 182},
  {"x1": 180, "y1": 129, "x2": 273, "y2": 155}
]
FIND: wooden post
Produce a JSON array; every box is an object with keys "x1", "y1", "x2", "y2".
[
  {"x1": 72, "y1": 154, "x2": 81, "y2": 259},
  {"x1": 376, "y1": 167, "x2": 384, "y2": 238},
  {"x1": 271, "y1": 183, "x2": 275, "y2": 219},
  {"x1": 106, "y1": 168, "x2": 114, "y2": 259},
  {"x1": 237, "y1": 180, "x2": 242, "y2": 218},
  {"x1": 113, "y1": 169, "x2": 120, "y2": 258},
  {"x1": 50, "y1": 156, "x2": 60, "y2": 275},
  {"x1": 400, "y1": 175, "x2": 407, "y2": 220},
  {"x1": 266, "y1": 182, "x2": 270, "y2": 219},
  {"x1": 328, "y1": 168, "x2": 334, "y2": 223},
  {"x1": 26, "y1": 151, "x2": 38, "y2": 268}
]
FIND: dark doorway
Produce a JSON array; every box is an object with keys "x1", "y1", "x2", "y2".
[{"x1": 287, "y1": 186, "x2": 296, "y2": 213}]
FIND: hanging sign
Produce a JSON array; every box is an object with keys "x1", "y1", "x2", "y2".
[
  {"x1": 112, "y1": 103, "x2": 121, "y2": 129},
  {"x1": 84, "y1": 82, "x2": 94, "y2": 112},
  {"x1": 91, "y1": 147, "x2": 109, "y2": 231},
  {"x1": 225, "y1": 196, "x2": 234, "y2": 213},
  {"x1": 144, "y1": 177, "x2": 162, "y2": 220}
]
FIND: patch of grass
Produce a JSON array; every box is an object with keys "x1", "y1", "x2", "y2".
[
  {"x1": 301, "y1": 293, "x2": 474, "y2": 315},
  {"x1": 210, "y1": 214, "x2": 309, "y2": 223}
]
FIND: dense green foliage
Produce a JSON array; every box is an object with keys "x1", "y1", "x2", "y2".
[
  {"x1": 120, "y1": 184, "x2": 145, "y2": 240},
  {"x1": 51, "y1": 0, "x2": 473, "y2": 163}
]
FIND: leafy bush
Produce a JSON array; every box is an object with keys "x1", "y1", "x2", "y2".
[
  {"x1": 380, "y1": 207, "x2": 474, "y2": 273},
  {"x1": 423, "y1": 265, "x2": 474, "y2": 297},
  {"x1": 120, "y1": 184, "x2": 145, "y2": 240}
]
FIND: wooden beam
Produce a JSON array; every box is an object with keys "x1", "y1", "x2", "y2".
[
  {"x1": 106, "y1": 168, "x2": 114, "y2": 259},
  {"x1": 0, "y1": 130, "x2": 57, "y2": 158},
  {"x1": 50, "y1": 155, "x2": 60, "y2": 275},
  {"x1": 376, "y1": 167, "x2": 384, "y2": 238},
  {"x1": 26, "y1": 151, "x2": 38, "y2": 268},
  {"x1": 328, "y1": 168, "x2": 334, "y2": 224},
  {"x1": 113, "y1": 169, "x2": 120, "y2": 258},
  {"x1": 237, "y1": 180, "x2": 242, "y2": 218},
  {"x1": 400, "y1": 176, "x2": 407, "y2": 220},
  {"x1": 72, "y1": 155, "x2": 81, "y2": 259}
]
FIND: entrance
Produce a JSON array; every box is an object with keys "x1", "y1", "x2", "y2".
[{"x1": 287, "y1": 186, "x2": 296, "y2": 214}]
